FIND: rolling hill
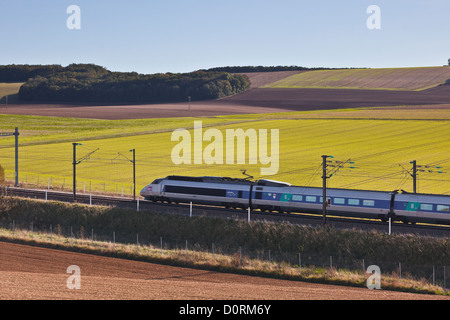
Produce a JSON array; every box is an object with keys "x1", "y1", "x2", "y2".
[
  {"x1": 265, "y1": 67, "x2": 450, "y2": 91},
  {"x1": 0, "y1": 82, "x2": 23, "y2": 102}
]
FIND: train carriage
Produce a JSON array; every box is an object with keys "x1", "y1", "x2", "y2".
[
  {"x1": 251, "y1": 185, "x2": 392, "y2": 219},
  {"x1": 140, "y1": 175, "x2": 450, "y2": 225},
  {"x1": 394, "y1": 193, "x2": 450, "y2": 224},
  {"x1": 141, "y1": 175, "x2": 252, "y2": 208}
]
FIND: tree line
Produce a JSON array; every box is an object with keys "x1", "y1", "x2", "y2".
[
  {"x1": 0, "y1": 64, "x2": 64, "y2": 82},
  {"x1": 203, "y1": 65, "x2": 331, "y2": 73},
  {"x1": 0, "y1": 64, "x2": 251, "y2": 103},
  {"x1": 203, "y1": 65, "x2": 364, "y2": 73}
]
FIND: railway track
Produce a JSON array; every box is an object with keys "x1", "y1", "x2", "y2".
[{"x1": 2, "y1": 186, "x2": 450, "y2": 237}]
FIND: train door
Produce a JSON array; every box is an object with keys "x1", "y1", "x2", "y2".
[{"x1": 402, "y1": 195, "x2": 421, "y2": 221}]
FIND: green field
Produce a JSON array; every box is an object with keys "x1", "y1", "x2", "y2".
[
  {"x1": 1, "y1": 107, "x2": 450, "y2": 195},
  {"x1": 266, "y1": 67, "x2": 450, "y2": 91},
  {"x1": 0, "y1": 83, "x2": 22, "y2": 102}
]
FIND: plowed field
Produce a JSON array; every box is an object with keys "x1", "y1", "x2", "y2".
[
  {"x1": 0, "y1": 242, "x2": 447, "y2": 300},
  {"x1": 267, "y1": 67, "x2": 450, "y2": 91},
  {"x1": 1, "y1": 69, "x2": 449, "y2": 120}
]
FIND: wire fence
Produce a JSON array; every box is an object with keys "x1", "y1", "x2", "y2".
[
  {"x1": 2, "y1": 170, "x2": 136, "y2": 197},
  {"x1": 2, "y1": 146, "x2": 450, "y2": 196},
  {"x1": 1, "y1": 217, "x2": 448, "y2": 292}
]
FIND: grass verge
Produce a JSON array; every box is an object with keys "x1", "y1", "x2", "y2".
[{"x1": 0, "y1": 196, "x2": 448, "y2": 296}]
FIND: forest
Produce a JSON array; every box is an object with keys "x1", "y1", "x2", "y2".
[
  {"x1": 204, "y1": 65, "x2": 332, "y2": 73},
  {"x1": 0, "y1": 64, "x2": 251, "y2": 103}
]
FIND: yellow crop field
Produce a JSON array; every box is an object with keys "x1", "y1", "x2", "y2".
[
  {"x1": 266, "y1": 67, "x2": 450, "y2": 91},
  {"x1": 0, "y1": 83, "x2": 23, "y2": 101},
  {"x1": 1, "y1": 107, "x2": 450, "y2": 195}
]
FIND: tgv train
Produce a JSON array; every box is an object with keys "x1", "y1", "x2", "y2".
[{"x1": 140, "y1": 175, "x2": 450, "y2": 225}]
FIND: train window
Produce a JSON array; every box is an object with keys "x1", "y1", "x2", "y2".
[
  {"x1": 151, "y1": 179, "x2": 162, "y2": 184},
  {"x1": 348, "y1": 199, "x2": 360, "y2": 206},
  {"x1": 305, "y1": 196, "x2": 316, "y2": 202},
  {"x1": 437, "y1": 205, "x2": 450, "y2": 212},
  {"x1": 256, "y1": 187, "x2": 263, "y2": 191},
  {"x1": 165, "y1": 185, "x2": 226, "y2": 197},
  {"x1": 292, "y1": 195, "x2": 303, "y2": 201},
  {"x1": 333, "y1": 198, "x2": 345, "y2": 205},
  {"x1": 363, "y1": 200, "x2": 375, "y2": 207},
  {"x1": 420, "y1": 204, "x2": 433, "y2": 211}
]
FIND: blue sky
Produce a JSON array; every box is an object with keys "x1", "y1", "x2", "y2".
[{"x1": 1, "y1": 0, "x2": 449, "y2": 74}]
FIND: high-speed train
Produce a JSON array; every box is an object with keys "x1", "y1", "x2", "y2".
[{"x1": 140, "y1": 175, "x2": 450, "y2": 225}]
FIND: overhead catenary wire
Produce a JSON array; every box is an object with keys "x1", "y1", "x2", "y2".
[{"x1": 2, "y1": 142, "x2": 450, "y2": 194}]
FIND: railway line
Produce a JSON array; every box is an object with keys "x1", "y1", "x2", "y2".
[{"x1": 2, "y1": 186, "x2": 450, "y2": 237}]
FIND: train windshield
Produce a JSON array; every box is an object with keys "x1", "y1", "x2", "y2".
[{"x1": 152, "y1": 178, "x2": 163, "y2": 184}]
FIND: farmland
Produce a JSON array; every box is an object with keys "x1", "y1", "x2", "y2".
[
  {"x1": 1, "y1": 66, "x2": 450, "y2": 300},
  {"x1": 1, "y1": 107, "x2": 450, "y2": 195},
  {"x1": 266, "y1": 67, "x2": 450, "y2": 91},
  {"x1": 1, "y1": 66, "x2": 450, "y2": 195},
  {"x1": 0, "y1": 82, "x2": 22, "y2": 101}
]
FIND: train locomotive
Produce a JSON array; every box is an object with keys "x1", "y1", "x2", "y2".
[{"x1": 140, "y1": 175, "x2": 450, "y2": 225}]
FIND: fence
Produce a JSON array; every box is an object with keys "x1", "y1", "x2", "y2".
[
  {"x1": 3, "y1": 170, "x2": 136, "y2": 197},
  {"x1": 0, "y1": 218, "x2": 448, "y2": 292}
]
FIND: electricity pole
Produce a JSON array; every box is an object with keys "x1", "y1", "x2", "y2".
[
  {"x1": 406, "y1": 160, "x2": 444, "y2": 194},
  {"x1": 130, "y1": 149, "x2": 136, "y2": 200},
  {"x1": 73, "y1": 143, "x2": 80, "y2": 201},
  {"x1": 322, "y1": 155, "x2": 330, "y2": 226},
  {"x1": 72, "y1": 143, "x2": 99, "y2": 201},
  {"x1": 14, "y1": 127, "x2": 18, "y2": 187},
  {"x1": 410, "y1": 160, "x2": 417, "y2": 193},
  {"x1": 0, "y1": 127, "x2": 19, "y2": 187},
  {"x1": 321, "y1": 155, "x2": 355, "y2": 226},
  {"x1": 115, "y1": 150, "x2": 136, "y2": 199}
]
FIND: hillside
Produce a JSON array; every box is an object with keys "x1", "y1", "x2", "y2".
[
  {"x1": 1, "y1": 108, "x2": 450, "y2": 195},
  {"x1": 0, "y1": 64, "x2": 251, "y2": 103},
  {"x1": 0, "y1": 83, "x2": 23, "y2": 102},
  {"x1": 266, "y1": 67, "x2": 450, "y2": 91}
]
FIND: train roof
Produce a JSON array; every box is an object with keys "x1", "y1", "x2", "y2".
[
  {"x1": 395, "y1": 191, "x2": 450, "y2": 199},
  {"x1": 165, "y1": 175, "x2": 291, "y2": 187},
  {"x1": 162, "y1": 176, "x2": 450, "y2": 197},
  {"x1": 166, "y1": 175, "x2": 251, "y2": 184}
]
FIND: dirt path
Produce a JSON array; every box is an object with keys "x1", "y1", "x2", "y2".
[{"x1": 0, "y1": 242, "x2": 447, "y2": 300}]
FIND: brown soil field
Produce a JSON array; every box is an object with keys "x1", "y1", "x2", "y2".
[
  {"x1": 1, "y1": 71, "x2": 449, "y2": 120},
  {"x1": 1, "y1": 85, "x2": 449, "y2": 120},
  {"x1": 237, "y1": 71, "x2": 306, "y2": 88},
  {"x1": 0, "y1": 241, "x2": 448, "y2": 300},
  {"x1": 0, "y1": 86, "x2": 450, "y2": 120},
  {"x1": 216, "y1": 85, "x2": 450, "y2": 110},
  {"x1": 0, "y1": 101, "x2": 295, "y2": 120}
]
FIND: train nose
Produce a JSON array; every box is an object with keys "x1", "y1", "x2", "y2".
[{"x1": 140, "y1": 185, "x2": 152, "y2": 195}]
